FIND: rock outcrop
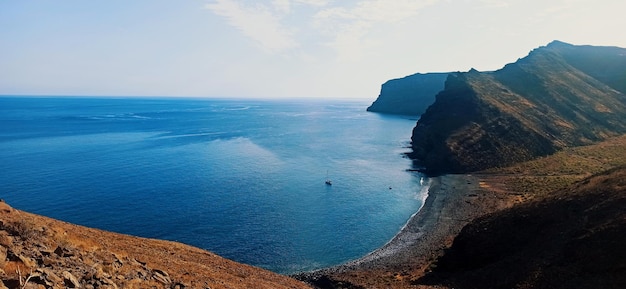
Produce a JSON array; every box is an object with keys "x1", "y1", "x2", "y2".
[
  {"x1": 0, "y1": 201, "x2": 311, "y2": 289},
  {"x1": 411, "y1": 41, "x2": 626, "y2": 174},
  {"x1": 367, "y1": 72, "x2": 449, "y2": 116}
]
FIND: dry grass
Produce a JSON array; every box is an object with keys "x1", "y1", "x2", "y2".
[
  {"x1": 481, "y1": 134, "x2": 626, "y2": 199},
  {"x1": 0, "y1": 201, "x2": 312, "y2": 289}
]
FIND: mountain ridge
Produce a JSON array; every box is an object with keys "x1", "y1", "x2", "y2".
[{"x1": 410, "y1": 41, "x2": 626, "y2": 174}]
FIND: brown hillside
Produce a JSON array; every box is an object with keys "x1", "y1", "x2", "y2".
[
  {"x1": 0, "y1": 202, "x2": 311, "y2": 289},
  {"x1": 411, "y1": 41, "x2": 626, "y2": 174},
  {"x1": 416, "y1": 166, "x2": 626, "y2": 289}
]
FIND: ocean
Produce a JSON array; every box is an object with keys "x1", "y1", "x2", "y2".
[{"x1": 0, "y1": 96, "x2": 426, "y2": 274}]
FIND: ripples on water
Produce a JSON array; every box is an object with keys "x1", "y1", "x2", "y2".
[{"x1": 0, "y1": 96, "x2": 426, "y2": 274}]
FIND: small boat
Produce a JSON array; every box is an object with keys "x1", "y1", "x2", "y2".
[{"x1": 325, "y1": 170, "x2": 332, "y2": 186}]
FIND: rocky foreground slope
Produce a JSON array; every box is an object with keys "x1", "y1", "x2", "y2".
[
  {"x1": 0, "y1": 201, "x2": 310, "y2": 289},
  {"x1": 411, "y1": 41, "x2": 626, "y2": 174}
]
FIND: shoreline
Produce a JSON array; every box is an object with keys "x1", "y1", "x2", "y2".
[
  {"x1": 331, "y1": 176, "x2": 441, "y2": 270},
  {"x1": 295, "y1": 174, "x2": 510, "y2": 287}
]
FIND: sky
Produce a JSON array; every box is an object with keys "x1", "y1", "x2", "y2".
[{"x1": 1, "y1": 0, "x2": 625, "y2": 99}]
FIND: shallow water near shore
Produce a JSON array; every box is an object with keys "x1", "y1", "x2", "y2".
[{"x1": 0, "y1": 96, "x2": 425, "y2": 274}]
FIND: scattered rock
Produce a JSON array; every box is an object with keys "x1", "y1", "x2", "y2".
[
  {"x1": 41, "y1": 256, "x2": 56, "y2": 267},
  {"x1": 131, "y1": 258, "x2": 146, "y2": 267},
  {"x1": 62, "y1": 271, "x2": 80, "y2": 288},
  {"x1": 18, "y1": 254, "x2": 36, "y2": 268},
  {"x1": 152, "y1": 269, "x2": 171, "y2": 285},
  {"x1": 53, "y1": 246, "x2": 74, "y2": 258},
  {"x1": 0, "y1": 232, "x2": 12, "y2": 247},
  {"x1": 36, "y1": 268, "x2": 62, "y2": 285},
  {"x1": 0, "y1": 246, "x2": 6, "y2": 267},
  {"x1": 100, "y1": 277, "x2": 119, "y2": 289}
]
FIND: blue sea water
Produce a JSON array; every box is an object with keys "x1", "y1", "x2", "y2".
[{"x1": 0, "y1": 96, "x2": 426, "y2": 274}]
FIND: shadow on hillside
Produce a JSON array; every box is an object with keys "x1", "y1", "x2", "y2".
[{"x1": 414, "y1": 167, "x2": 626, "y2": 289}]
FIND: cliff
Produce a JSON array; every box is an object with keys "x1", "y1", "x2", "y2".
[
  {"x1": 367, "y1": 73, "x2": 449, "y2": 116},
  {"x1": 0, "y1": 201, "x2": 311, "y2": 289},
  {"x1": 411, "y1": 41, "x2": 626, "y2": 174}
]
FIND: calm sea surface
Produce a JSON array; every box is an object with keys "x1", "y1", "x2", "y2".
[{"x1": 0, "y1": 96, "x2": 426, "y2": 274}]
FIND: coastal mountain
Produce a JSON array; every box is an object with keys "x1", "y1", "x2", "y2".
[
  {"x1": 417, "y1": 166, "x2": 626, "y2": 289},
  {"x1": 296, "y1": 135, "x2": 626, "y2": 289},
  {"x1": 367, "y1": 73, "x2": 449, "y2": 116},
  {"x1": 0, "y1": 201, "x2": 311, "y2": 289},
  {"x1": 410, "y1": 41, "x2": 626, "y2": 173}
]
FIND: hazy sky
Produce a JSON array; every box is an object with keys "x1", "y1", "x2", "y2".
[{"x1": 1, "y1": 0, "x2": 625, "y2": 98}]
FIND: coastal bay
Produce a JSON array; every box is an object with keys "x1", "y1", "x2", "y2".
[
  {"x1": 0, "y1": 97, "x2": 426, "y2": 274},
  {"x1": 297, "y1": 174, "x2": 517, "y2": 288},
  {"x1": 299, "y1": 135, "x2": 626, "y2": 288}
]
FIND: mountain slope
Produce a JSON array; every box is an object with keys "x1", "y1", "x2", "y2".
[
  {"x1": 411, "y1": 41, "x2": 626, "y2": 173},
  {"x1": 550, "y1": 40, "x2": 626, "y2": 94},
  {"x1": 416, "y1": 166, "x2": 626, "y2": 289},
  {"x1": 0, "y1": 201, "x2": 311, "y2": 289},
  {"x1": 367, "y1": 72, "x2": 449, "y2": 116}
]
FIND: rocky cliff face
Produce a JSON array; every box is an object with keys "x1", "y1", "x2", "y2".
[
  {"x1": 367, "y1": 72, "x2": 449, "y2": 116},
  {"x1": 411, "y1": 41, "x2": 626, "y2": 174}
]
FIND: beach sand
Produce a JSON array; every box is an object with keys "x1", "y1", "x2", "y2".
[{"x1": 296, "y1": 174, "x2": 516, "y2": 288}]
